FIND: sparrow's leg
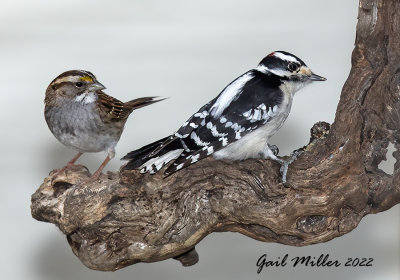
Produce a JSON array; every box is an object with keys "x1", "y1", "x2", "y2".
[
  {"x1": 52, "y1": 152, "x2": 83, "y2": 177},
  {"x1": 91, "y1": 150, "x2": 115, "y2": 180},
  {"x1": 67, "y1": 152, "x2": 84, "y2": 166}
]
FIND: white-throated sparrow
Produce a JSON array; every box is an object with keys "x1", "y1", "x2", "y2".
[{"x1": 45, "y1": 70, "x2": 163, "y2": 179}]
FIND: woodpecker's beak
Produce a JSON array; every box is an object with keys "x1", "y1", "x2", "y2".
[
  {"x1": 310, "y1": 73, "x2": 327, "y2": 81},
  {"x1": 88, "y1": 81, "x2": 106, "y2": 91}
]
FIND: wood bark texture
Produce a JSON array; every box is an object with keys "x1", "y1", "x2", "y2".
[{"x1": 31, "y1": 0, "x2": 400, "y2": 271}]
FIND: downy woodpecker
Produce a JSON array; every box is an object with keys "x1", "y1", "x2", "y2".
[{"x1": 122, "y1": 51, "x2": 326, "y2": 183}]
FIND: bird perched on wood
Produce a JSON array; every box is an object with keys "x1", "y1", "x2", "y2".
[
  {"x1": 122, "y1": 51, "x2": 326, "y2": 183},
  {"x1": 45, "y1": 70, "x2": 163, "y2": 179}
]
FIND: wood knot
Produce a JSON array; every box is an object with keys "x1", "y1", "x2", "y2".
[
  {"x1": 297, "y1": 215, "x2": 327, "y2": 234},
  {"x1": 173, "y1": 247, "x2": 199, "y2": 266}
]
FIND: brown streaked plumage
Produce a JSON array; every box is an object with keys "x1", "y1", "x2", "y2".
[{"x1": 44, "y1": 70, "x2": 164, "y2": 180}]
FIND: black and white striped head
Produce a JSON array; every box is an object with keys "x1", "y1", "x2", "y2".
[
  {"x1": 45, "y1": 70, "x2": 106, "y2": 105},
  {"x1": 256, "y1": 51, "x2": 326, "y2": 82}
]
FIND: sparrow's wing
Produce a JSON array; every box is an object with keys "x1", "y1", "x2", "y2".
[
  {"x1": 97, "y1": 92, "x2": 163, "y2": 121},
  {"x1": 96, "y1": 91, "x2": 132, "y2": 121}
]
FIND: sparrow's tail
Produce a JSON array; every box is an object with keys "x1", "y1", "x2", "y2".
[
  {"x1": 121, "y1": 136, "x2": 185, "y2": 174},
  {"x1": 124, "y1": 96, "x2": 166, "y2": 111}
]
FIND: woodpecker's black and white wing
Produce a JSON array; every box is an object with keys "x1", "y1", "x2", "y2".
[{"x1": 122, "y1": 70, "x2": 284, "y2": 175}]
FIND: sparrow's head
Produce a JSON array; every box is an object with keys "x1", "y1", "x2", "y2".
[
  {"x1": 256, "y1": 51, "x2": 326, "y2": 83},
  {"x1": 45, "y1": 70, "x2": 106, "y2": 105}
]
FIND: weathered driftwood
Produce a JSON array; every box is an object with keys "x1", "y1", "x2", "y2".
[{"x1": 31, "y1": 0, "x2": 400, "y2": 271}]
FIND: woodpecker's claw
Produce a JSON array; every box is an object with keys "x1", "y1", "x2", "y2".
[{"x1": 268, "y1": 144, "x2": 279, "y2": 156}]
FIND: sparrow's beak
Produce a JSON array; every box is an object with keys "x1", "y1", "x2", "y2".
[
  {"x1": 310, "y1": 73, "x2": 327, "y2": 81},
  {"x1": 88, "y1": 81, "x2": 106, "y2": 91}
]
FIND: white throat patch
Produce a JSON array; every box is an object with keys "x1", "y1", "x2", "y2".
[{"x1": 74, "y1": 92, "x2": 97, "y2": 104}]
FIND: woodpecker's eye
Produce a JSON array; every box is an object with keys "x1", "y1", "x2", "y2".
[
  {"x1": 75, "y1": 82, "x2": 83, "y2": 88},
  {"x1": 287, "y1": 62, "x2": 300, "y2": 72}
]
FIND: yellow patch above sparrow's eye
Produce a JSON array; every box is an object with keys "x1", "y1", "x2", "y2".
[{"x1": 80, "y1": 76, "x2": 94, "y2": 82}]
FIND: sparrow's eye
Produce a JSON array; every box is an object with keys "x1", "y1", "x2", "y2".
[
  {"x1": 287, "y1": 62, "x2": 300, "y2": 72},
  {"x1": 75, "y1": 82, "x2": 83, "y2": 88}
]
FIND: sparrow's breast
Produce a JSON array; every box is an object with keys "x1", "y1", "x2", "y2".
[{"x1": 45, "y1": 101, "x2": 121, "y2": 153}]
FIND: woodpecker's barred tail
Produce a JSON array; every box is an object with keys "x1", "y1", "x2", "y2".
[{"x1": 122, "y1": 136, "x2": 185, "y2": 173}]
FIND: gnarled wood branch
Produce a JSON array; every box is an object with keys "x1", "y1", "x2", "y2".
[{"x1": 31, "y1": 0, "x2": 400, "y2": 271}]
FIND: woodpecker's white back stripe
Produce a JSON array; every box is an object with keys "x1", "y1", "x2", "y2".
[{"x1": 210, "y1": 72, "x2": 254, "y2": 118}]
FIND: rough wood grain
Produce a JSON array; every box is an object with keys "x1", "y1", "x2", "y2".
[{"x1": 31, "y1": 0, "x2": 400, "y2": 271}]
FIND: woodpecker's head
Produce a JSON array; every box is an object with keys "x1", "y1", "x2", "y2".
[{"x1": 256, "y1": 51, "x2": 326, "y2": 83}]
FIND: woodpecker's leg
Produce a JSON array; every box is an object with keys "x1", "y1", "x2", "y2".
[
  {"x1": 263, "y1": 146, "x2": 303, "y2": 185},
  {"x1": 91, "y1": 150, "x2": 115, "y2": 180},
  {"x1": 263, "y1": 149, "x2": 287, "y2": 183},
  {"x1": 279, "y1": 149, "x2": 305, "y2": 184}
]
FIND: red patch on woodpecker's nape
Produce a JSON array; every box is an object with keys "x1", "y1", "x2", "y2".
[{"x1": 268, "y1": 52, "x2": 275, "y2": 57}]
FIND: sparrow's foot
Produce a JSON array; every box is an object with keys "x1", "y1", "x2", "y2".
[
  {"x1": 50, "y1": 152, "x2": 84, "y2": 180},
  {"x1": 89, "y1": 153, "x2": 114, "y2": 182},
  {"x1": 90, "y1": 170, "x2": 103, "y2": 182},
  {"x1": 50, "y1": 163, "x2": 76, "y2": 180}
]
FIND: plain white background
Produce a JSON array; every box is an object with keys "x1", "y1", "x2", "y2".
[{"x1": 0, "y1": 0, "x2": 399, "y2": 279}]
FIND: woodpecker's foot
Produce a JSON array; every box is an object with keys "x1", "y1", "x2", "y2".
[
  {"x1": 279, "y1": 149, "x2": 305, "y2": 185},
  {"x1": 279, "y1": 161, "x2": 289, "y2": 185},
  {"x1": 268, "y1": 144, "x2": 279, "y2": 156}
]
